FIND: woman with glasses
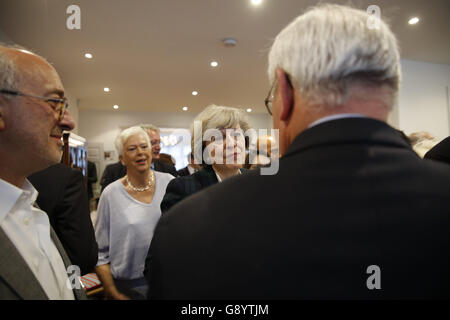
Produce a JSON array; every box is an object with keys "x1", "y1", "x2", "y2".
[
  {"x1": 94, "y1": 126, "x2": 174, "y2": 299},
  {"x1": 160, "y1": 105, "x2": 251, "y2": 213}
]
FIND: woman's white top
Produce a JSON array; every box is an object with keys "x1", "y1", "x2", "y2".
[{"x1": 94, "y1": 171, "x2": 174, "y2": 279}]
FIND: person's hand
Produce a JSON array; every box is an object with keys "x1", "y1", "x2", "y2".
[{"x1": 104, "y1": 289, "x2": 130, "y2": 300}]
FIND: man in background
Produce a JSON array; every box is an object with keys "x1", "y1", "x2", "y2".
[{"x1": 28, "y1": 163, "x2": 98, "y2": 276}]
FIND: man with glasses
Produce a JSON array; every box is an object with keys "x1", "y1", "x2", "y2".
[
  {"x1": 0, "y1": 44, "x2": 86, "y2": 299},
  {"x1": 140, "y1": 124, "x2": 177, "y2": 176},
  {"x1": 147, "y1": 4, "x2": 450, "y2": 299}
]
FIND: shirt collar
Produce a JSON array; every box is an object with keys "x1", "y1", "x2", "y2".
[
  {"x1": 0, "y1": 178, "x2": 38, "y2": 223},
  {"x1": 214, "y1": 168, "x2": 242, "y2": 183},
  {"x1": 308, "y1": 113, "x2": 367, "y2": 129}
]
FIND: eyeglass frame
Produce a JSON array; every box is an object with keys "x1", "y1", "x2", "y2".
[
  {"x1": 264, "y1": 73, "x2": 294, "y2": 116},
  {"x1": 264, "y1": 80, "x2": 277, "y2": 116},
  {"x1": 0, "y1": 89, "x2": 69, "y2": 121}
]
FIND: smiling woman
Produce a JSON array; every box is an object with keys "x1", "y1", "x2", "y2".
[{"x1": 94, "y1": 126, "x2": 174, "y2": 300}]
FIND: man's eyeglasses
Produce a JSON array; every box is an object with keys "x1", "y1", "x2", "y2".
[
  {"x1": 0, "y1": 89, "x2": 69, "y2": 121},
  {"x1": 264, "y1": 80, "x2": 276, "y2": 116}
]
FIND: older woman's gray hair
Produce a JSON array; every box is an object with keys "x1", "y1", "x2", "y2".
[
  {"x1": 115, "y1": 126, "x2": 151, "y2": 156},
  {"x1": 267, "y1": 4, "x2": 401, "y2": 110},
  {"x1": 190, "y1": 104, "x2": 251, "y2": 163}
]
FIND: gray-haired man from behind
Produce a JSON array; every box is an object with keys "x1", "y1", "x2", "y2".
[
  {"x1": 146, "y1": 4, "x2": 450, "y2": 299},
  {"x1": 0, "y1": 44, "x2": 86, "y2": 299}
]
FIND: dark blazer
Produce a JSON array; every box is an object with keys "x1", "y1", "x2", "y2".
[
  {"x1": 424, "y1": 136, "x2": 450, "y2": 165},
  {"x1": 146, "y1": 118, "x2": 450, "y2": 299},
  {"x1": 87, "y1": 161, "x2": 97, "y2": 199},
  {"x1": 28, "y1": 164, "x2": 98, "y2": 275},
  {"x1": 160, "y1": 165, "x2": 218, "y2": 213},
  {"x1": 100, "y1": 161, "x2": 127, "y2": 193},
  {"x1": 176, "y1": 166, "x2": 191, "y2": 177},
  {"x1": 154, "y1": 160, "x2": 178, "y2": 177}
]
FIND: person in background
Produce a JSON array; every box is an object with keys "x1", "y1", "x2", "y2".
[
  {"x1": 409, "y1": 131, "x2": 438, "y2": 158},
  {"x1": 94, "y1": 126, "x2": 174, "y2": 300},
  {"x1": 176, "y1": 153, "x2": 201, "y2": 177},
  {"x1": 0, "y1": 44, "x2": 85, "y2": 299},
  {"x1": 87, "y1": 160, "x2": 97, "y2": 204},
  {"x1": 139, "y1": 124, "x2": 178, "y2": 176},
  {"x1": 158, "y1": 153, "x2": 176, "y2": 167},
  {"x1": 424, "y1": 136, "x2": 450, "y2": 165},
  {"x1": 246, "y1": 135, "x2": 278, "y2": 170},
  {"x1": 28, "y1": 163, "x2": 98, "y2": 276},
  {"x1": 157, "y1": 105, "x2": 250, "y2": 213},
  {"x1": 146, "y1": 4, "x2": 450, "y2": 299}
]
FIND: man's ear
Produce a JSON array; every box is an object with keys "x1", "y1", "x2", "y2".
[{"x1": 275, "y1": 68, "x2": 294, "y2": 122}]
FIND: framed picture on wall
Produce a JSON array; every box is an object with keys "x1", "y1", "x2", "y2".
[{"x1": 104, "y1": 151, "x2": 115, "y2": 161}]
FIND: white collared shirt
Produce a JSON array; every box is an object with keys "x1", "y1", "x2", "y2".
[
  {"x1": 0, "y1": 178, "x2": 75, "y2": 300},
  {"x1": 308, "y1": 113, "x2": 366, "y2": 129}
]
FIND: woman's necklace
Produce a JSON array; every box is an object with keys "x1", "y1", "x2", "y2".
[{"x1": 126, "y1": 171, "x2": 154, "y2": 192}]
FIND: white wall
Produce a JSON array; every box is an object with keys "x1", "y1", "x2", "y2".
[
  {"x1": 66, "y1": 94, "x2": 79, "y2": 135},
  {"x1": 395, "y1": 59, "x2": 450, "y2": 141}
]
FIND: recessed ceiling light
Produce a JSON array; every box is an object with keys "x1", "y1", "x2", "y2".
[
  {"x1": 84, "y1": 53, "x2": 93, "y2": 59},
  {"x1": 247, "y1": 108, "x2": 252, "y2": 113},
  {"x1": 113, "y1": 105, "x2": 119, "y2": 110},
  {"x1": 210, "y1": 61, "x2": 218, "y2": 68},
  {"x1": 251, "y1": 0, "x2": 263, "y2": 6},
  {"x1": 408, "y1": 17, "x2": 420, "y2": 25},
  {"x1": 182, "y1": 106, "x2": 188, "y2": 111},
  {"x1": 192, "y1": 91, "x2": 199, "y2": 96},
  {"x1": 104, "y1": 87, "x2": 110, "y2": 92}
]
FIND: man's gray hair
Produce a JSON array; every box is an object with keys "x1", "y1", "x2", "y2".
[
  {"x1": 139, "y1": 123, "x2": 160, "y2": 133},
  {"x1": 267, "y1": 4, "x2": 401, "y2": 110},
  {"x1": 0, "y1": 43, "x2": 28, "y2": 91},
  {"x1": 115, "y1": 126, "x2": 150, "y2": 156}
]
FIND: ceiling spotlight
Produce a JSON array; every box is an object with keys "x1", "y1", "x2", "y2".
[
  {"x1": 192, "y1": 91, "x2": 199, "y2": 96},
  {"x1": 113, "y1": 105, "x2": 119, "y2": 110},
  {"x1": 182, "y1": 106, "x2": 189, "y2": 111},
  {"x1": 84, "y1": 53, "x2": 93, "y2": 59},
  {"x1": 104, "y1": 87, "x2": 110, "y2": 92},
  {"x1": 247, "y1": 108, "x2": 252, "y2": 113},
  {"x1": 408, "y1": 17, "x2": 420, "y2": 25},
  {"x1": 251, "y1": 0, "x2": 263, "y2": 5},
  {"x1": 210, "y1": 61, "x2": 218, "y2": 68}
]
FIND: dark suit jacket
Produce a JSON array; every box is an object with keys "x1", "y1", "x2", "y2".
[
  {"x1": 87, "y1": 161, "x2": 97, "y2": 199},
  {"x1": 28, "y1": 164, "x2": 98, "y2": 275},
  {"x1": 176, "y1": 166, "x2": 191, "y2": 177},
  {"x1": 160, "y1": 165, "x2": 218, "y2": 213},
  {"x1": 146, "y1": 118, "x2": 450, "y2": 299},
  {"x1": 424, "y1": 136, "x2": 450, "y2": 165},
  {"x1": 154, "y1": 160, "x2": 178, "y2": 177},
  {"x1": 100, "y1": 161, "x2": 127, "y2": 193}
]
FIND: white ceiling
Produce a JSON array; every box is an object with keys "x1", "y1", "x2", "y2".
[{"x1": 0, "y1": 0, "x2": 449, "y2": 114}]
